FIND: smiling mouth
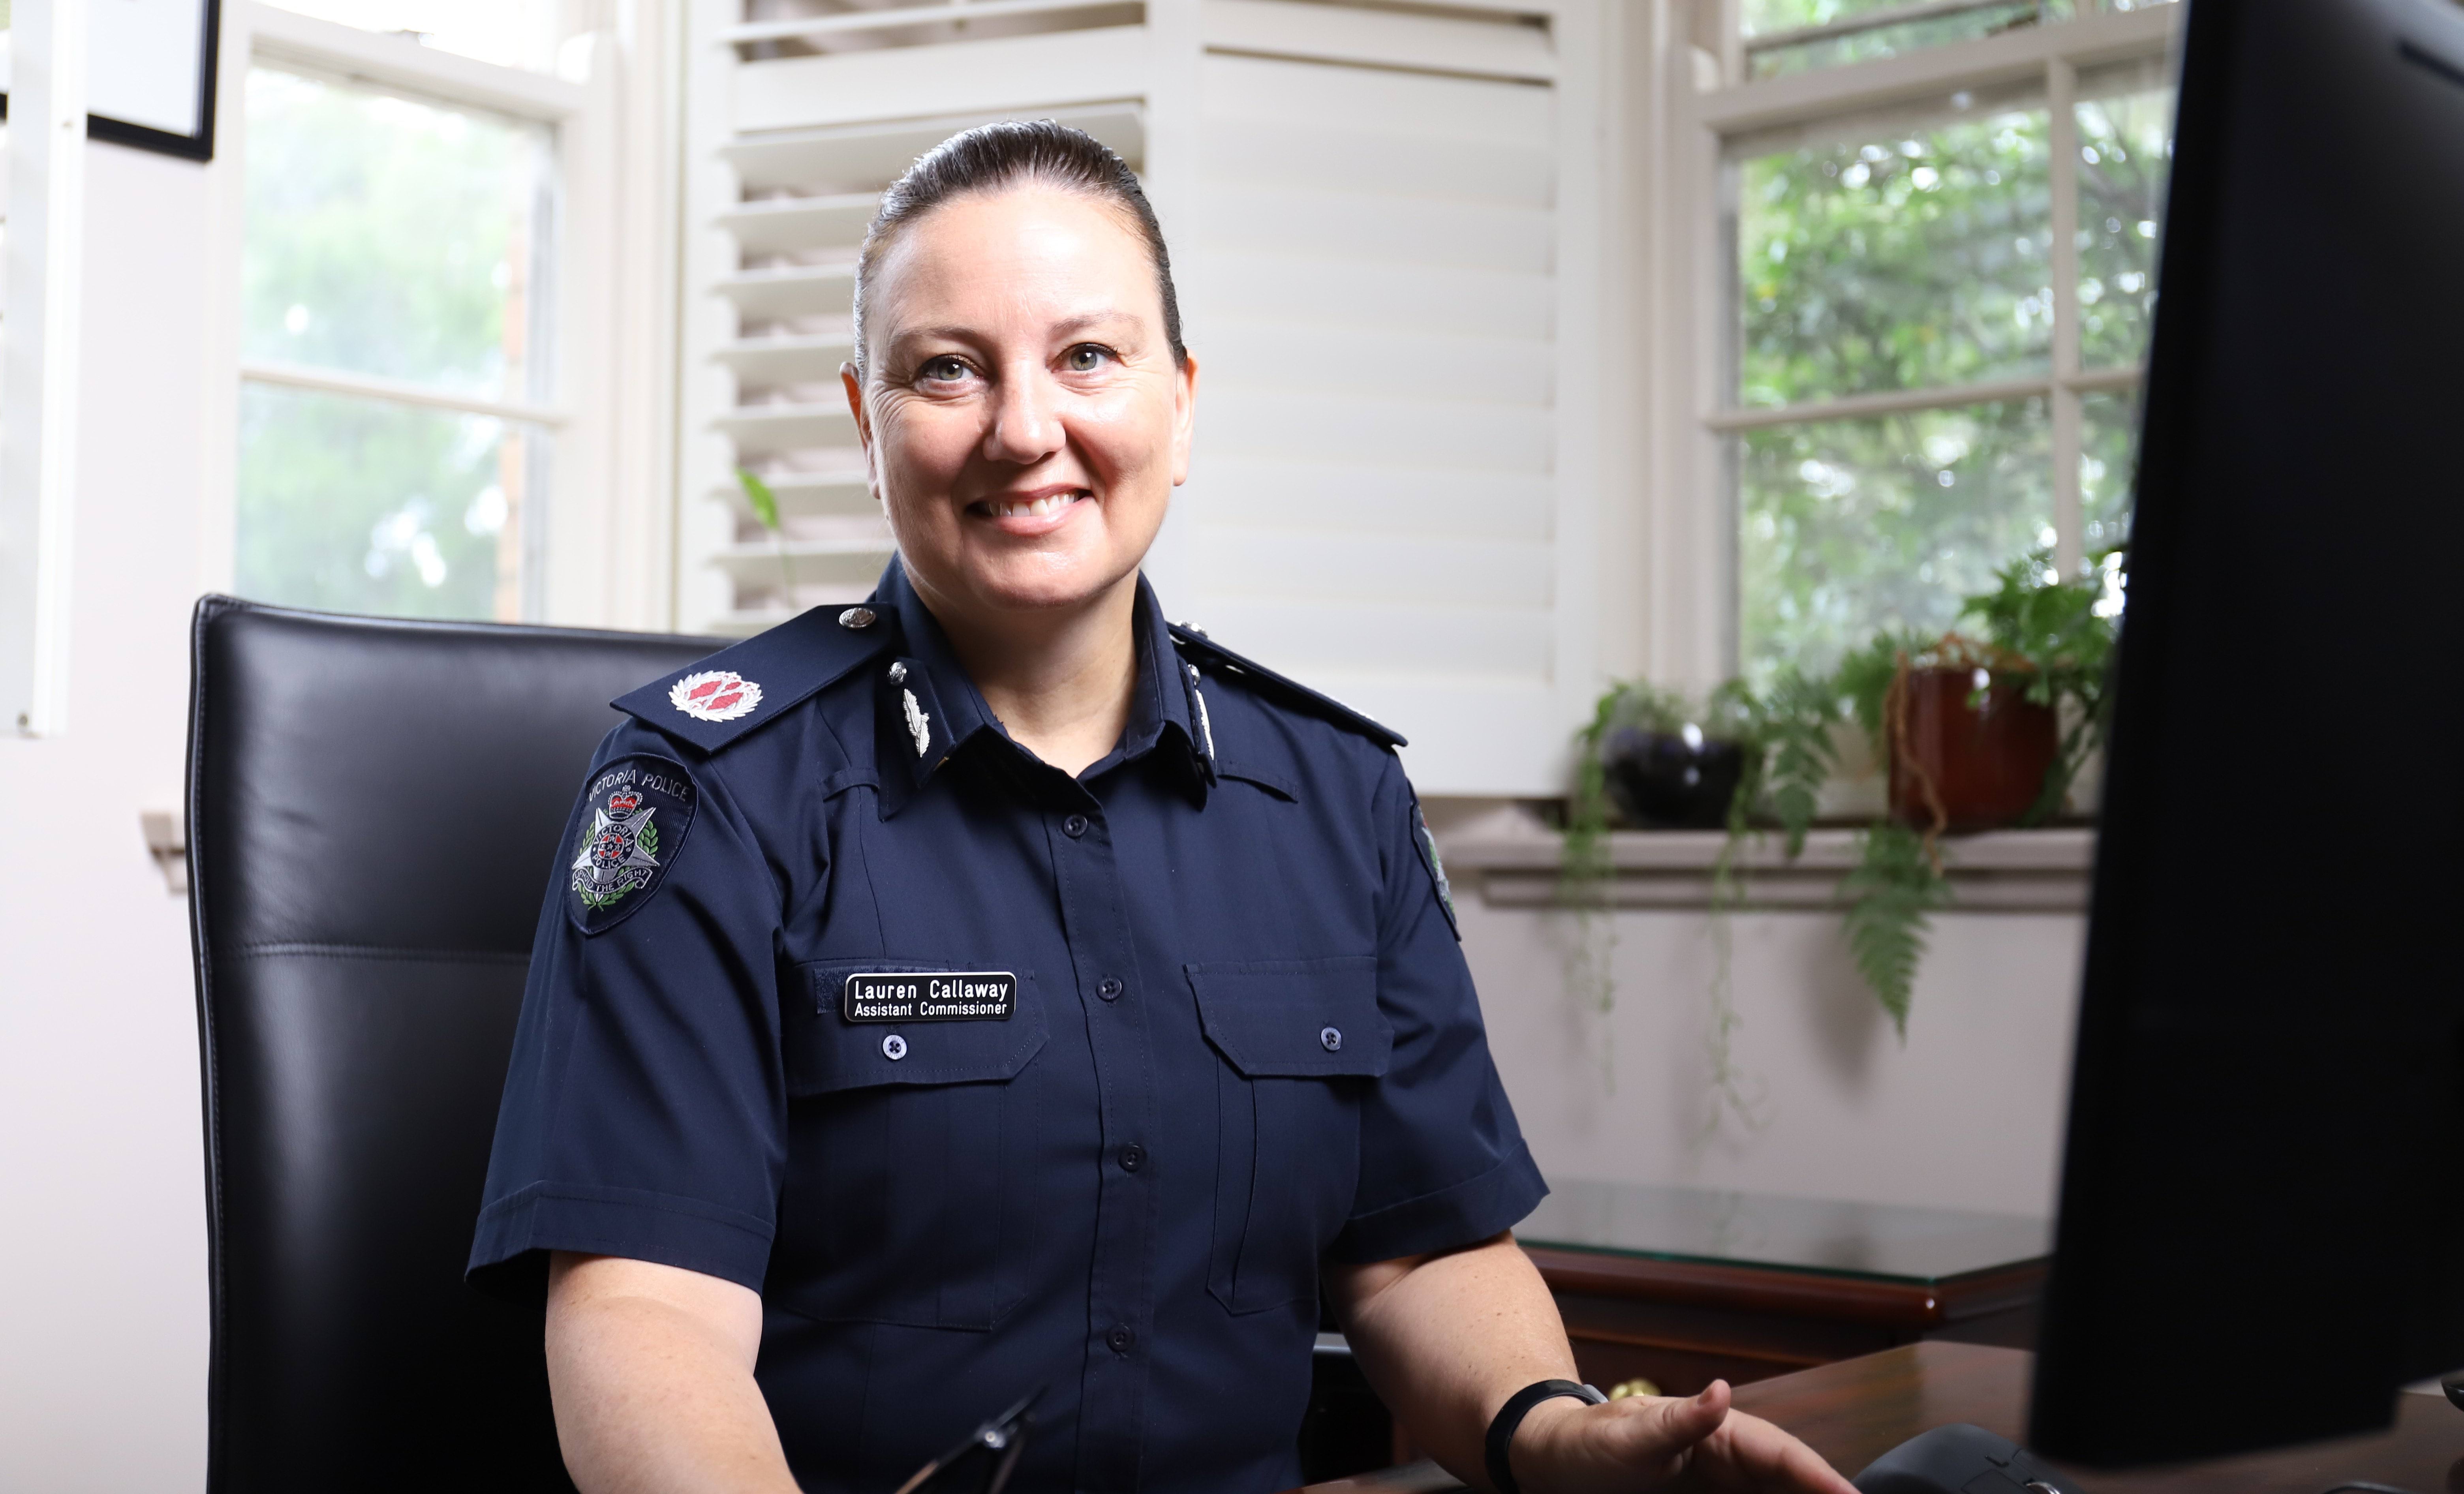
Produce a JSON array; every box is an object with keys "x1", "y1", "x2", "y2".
[{"x1": 974, "y1": 488, "x2": 1090, "y2": 519}]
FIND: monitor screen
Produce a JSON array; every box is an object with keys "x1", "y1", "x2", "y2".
[{"x1": 2029, "y1": 0, "x2": 2464, "y2": 1467}]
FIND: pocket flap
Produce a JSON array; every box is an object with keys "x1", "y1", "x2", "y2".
[
  {"x1": 789, "y1": 959, "x2": 1048, "y2": 1094},
  {"x1": 1185, "y1": 956, "x2": 1389, "y2": 1078}
]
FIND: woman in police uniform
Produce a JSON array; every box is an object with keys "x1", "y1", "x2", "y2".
[{"x1": 471, "y1": 123, "x2": 1853, "y2": 1494}]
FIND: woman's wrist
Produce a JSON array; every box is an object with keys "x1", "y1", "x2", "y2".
[{"x1": 1505, "y1": 1393, "x2": 1594, "y2": 1494}]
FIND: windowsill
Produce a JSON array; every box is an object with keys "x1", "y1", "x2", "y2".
[{"x1": 1437, "y1": 807, "x2": 2093, "y2": 913}]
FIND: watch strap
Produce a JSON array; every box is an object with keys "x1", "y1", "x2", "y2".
[{"x1": 1483, "y1": 1378, "x2": 1607, "y2": 1494}]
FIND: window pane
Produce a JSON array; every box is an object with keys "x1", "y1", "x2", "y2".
[
  {"x1": 2076, "y1": 81, "x2": 2175, "y2": 370},
  {"x1": 2080, "y1": 387, "x2": 2141, "y2": 553},
  {"x1": 1736, "y1": 0, "x2": 2177, "y2": 79},
  {"x1": 1739, "y1": 399, "x2": 2053, "y2": 679},
  {"x1": 258, "y1": 0, "x2": 569, "y2": 74},
  {"x1": 1735, "y1": 106, "x2": 2051, "y2": 408},
  {"x1": 237, "y1": 384, "x2": 547, "y2": 622},
  {"x1": 1744, "y1": 0, "x2": 2074, "y2": 80},
  {"x1": 244, "y1": 67, "x2": 554, "y2": 403}
]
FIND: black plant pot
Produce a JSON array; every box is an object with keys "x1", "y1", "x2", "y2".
[{"x1": 1601, "y1": 727, "x2": 1748, "y2": 830}]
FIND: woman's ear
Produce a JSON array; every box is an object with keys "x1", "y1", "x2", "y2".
[
  {"x1": 841, "y1": 362, "x2": 882, "y2": 503},
  {"x1": 1170, "y1": 351, "x2": 1200, "y2": 488}
]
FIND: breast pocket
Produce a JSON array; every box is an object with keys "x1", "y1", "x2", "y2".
[
  {"x1": 775, "y1": 958, "x2": 1049, "y2": 1331},
  {"x1": 1187, "y1": 955, "x2": 1390, "y2": 1315}
]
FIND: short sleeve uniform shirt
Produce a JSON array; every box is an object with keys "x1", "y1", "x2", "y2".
[{"x1": 470, "y1": 560, "x2": 1547, "y2": 1494}]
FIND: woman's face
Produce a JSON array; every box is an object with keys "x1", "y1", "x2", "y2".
[{"x1": 847, "y1": 184, "x2": 1197, "y2": 625}]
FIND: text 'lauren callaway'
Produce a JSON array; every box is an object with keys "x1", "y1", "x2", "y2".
[{"x1": 841, "y1": 972, "x2": 1017, "y2": 1022}]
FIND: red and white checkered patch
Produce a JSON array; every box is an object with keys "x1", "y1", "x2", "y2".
[{"x1": 669, "y1": 670, "x2": 763, "y2": 723}]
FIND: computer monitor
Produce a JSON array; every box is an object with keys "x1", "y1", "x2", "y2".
[{"x1": 2028, "y1": 0, "x2": 2464, "y2": 1467}]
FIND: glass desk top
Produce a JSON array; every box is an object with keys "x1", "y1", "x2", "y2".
[{"x1": 1516, "y1": 1179, "x2": 2051, "y2": 1286}]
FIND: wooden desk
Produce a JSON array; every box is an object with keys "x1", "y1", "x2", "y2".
[
  {"x1": 1297, "y1": 1341, "x2": 2464, "y2": 1494},
  {"x1": 1521, "y1": 1182, "x2": 2049, "y2": 1394}
]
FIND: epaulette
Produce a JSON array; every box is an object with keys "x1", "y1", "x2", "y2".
[
  {"x1": 614, "y1": 602, "x2": 895, "y2": 754},
  {"x1": 1168, "y1": 621, "x2": 1407, "y2": 749}
]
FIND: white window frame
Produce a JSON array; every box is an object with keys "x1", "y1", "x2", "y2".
[
  {"x1": 1619, "y1": 0, "x2": 2182, "y2": 690},
  {"x1": 0, "y1": 0, "x2": 90, "y2": 738},
  {"x1": 199, "y1": 0, "x2": 680, "y2": 631}
]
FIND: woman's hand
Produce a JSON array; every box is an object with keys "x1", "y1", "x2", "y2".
[
  {"x1": 1327, "y1": 1236, "x2": 1857, "y2": 1494},
  {"x1": 1512, "y1": 1381, "x2": 1859, "y2": 1494}
]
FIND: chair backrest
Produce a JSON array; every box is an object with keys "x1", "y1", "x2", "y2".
[{"x1": 186, "y1": 595, "x2": 717, "y2": 1493}]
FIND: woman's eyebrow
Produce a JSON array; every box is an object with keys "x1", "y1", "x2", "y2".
[
  {"x1": 882, "y1": 312, "x2": 1144, "y2": 367},
  {"x1": 885, "y1": 326, "x2": 991, "y2": 356},
  {"x1": 891, "y1": 312, "x2": 1140, "y2": 349},
  {"x1": 1045, "y1": 312, "x2": 1140, "y2": 340}
]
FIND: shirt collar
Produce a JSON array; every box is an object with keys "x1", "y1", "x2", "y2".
[{"x1": 871, "y1": 559, "x2": 1213, "y2": 816}]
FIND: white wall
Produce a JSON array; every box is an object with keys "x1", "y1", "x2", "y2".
[
  {"x1": 0, "y1": 140, "x2": 215, "y2": 1494},
  {"x1": 1459, "y1": 875, "x2": 2084, "y2": 1220}
]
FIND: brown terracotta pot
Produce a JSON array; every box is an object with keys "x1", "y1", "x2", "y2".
[{"x1": 1887, "y1": 666, "x2": 2058, "y2": 833}]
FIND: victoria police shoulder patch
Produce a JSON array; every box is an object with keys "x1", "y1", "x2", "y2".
[
  {"x1": 565, "y1": 753, "x2": 700, "y2": 935},
  {"x1": 1412, "y1": 800, "x2": 1461, "y2": 941}
]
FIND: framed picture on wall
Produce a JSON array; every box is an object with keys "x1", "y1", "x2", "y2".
[{"x1": 0, "y1": 0, "x2": 223, "y2": 161}]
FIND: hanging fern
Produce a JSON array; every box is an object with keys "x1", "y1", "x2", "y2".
[
  {"x1": 1735, "y1": 666, "x2": 1839, "y2": 856},
  {"x1": 1839, "y1": 823, "x2": 1949, "y2": 1038}
]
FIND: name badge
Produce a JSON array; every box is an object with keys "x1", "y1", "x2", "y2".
[{"x1": 843, "y1": 971, "x2": 1017, "y2": 1023}]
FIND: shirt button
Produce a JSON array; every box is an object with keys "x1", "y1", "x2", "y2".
[
  {"x1": 1063, "y1": 814, "x2": 1090, "y2": 838},
  {"x1": 1097, "y1": 977, "x2": 1123, "y2": 1001},
  {"x1": 1106, "y1": 1325, "x2": 1135, "y2": 1355},
  {"x1": 1118, "y1": 1144, "x2": 1146, "y2": 1173},
  {"x1": 881, "y1": 1033, "x2": 908, "y2": 1061},
  {"x1": 1320, "y1": 1026, "x2": 1343, "y2": 1053}
]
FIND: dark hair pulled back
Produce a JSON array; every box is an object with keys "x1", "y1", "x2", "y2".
[{"x1": 851, "y1": 120, "x2": 1187, "y2": 375}]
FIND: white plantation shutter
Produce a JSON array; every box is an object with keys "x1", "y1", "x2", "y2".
[{"x1": 680, "y1": 0, "x2": 1600, "y2": 794}]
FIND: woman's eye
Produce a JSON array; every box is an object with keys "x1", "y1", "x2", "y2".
[
  {"x1": 1065, "y1": 345, "x2": 1112, "y2": 373},
  {"x1": 918, "y1": 356, "x2": 971, "y2": 383}
]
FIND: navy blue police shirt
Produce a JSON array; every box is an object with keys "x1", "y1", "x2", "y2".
[{"x1": 470, "y1": 559, "x2": 1546, "y2": 1494}]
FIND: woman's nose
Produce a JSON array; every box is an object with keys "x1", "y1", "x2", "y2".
[{"x1": 982, "y1": 370, "x2": 1066, "y2": 466}]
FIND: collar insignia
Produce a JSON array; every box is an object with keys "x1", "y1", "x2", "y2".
[{"x1": 670, "y1": 670, "x2": 762, "y2": 723}]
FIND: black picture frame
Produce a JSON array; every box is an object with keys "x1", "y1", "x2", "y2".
[{"x1": 0, "y1": 0, "x2": 223, "y2": 163}]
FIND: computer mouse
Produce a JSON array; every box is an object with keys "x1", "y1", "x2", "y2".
[
  {"x1": 1851, "y1": 1422, "x2": 2090, "y2": 1494},
  {"x1": 2443, "y1": 1369, "x2": 2464, "y2": 1412}
]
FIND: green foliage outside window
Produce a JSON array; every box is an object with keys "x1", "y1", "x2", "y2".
[
  {"x1": 238, "y1": 385, "x2": 523, "y2": 620},
  {"x1": 1734, "y1": 77, "x2": 2173, "y2": 684},
  {"x1": 236, "y1": 68, "x2": 552, "y2": 621},
  {"x1": 1738, "y1": 109, "x2": 2053, "y2": 402},
  {"x1": 2075, "y1": 84, "x2": 2172, "y2": 368},
  {"x1": 1735, "y1": 103, "x2": 2061, "y2": 681}
]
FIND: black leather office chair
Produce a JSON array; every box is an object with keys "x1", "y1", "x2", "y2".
[{"x1": 186, "y1": 595, "x2": 718, "y2": 1493}]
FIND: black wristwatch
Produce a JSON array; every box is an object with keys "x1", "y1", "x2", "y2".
[{"x1": 1484, "y1": 1378, "x2": 1607, "y2": 1494}]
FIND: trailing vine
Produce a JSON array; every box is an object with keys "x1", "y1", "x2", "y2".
[{"x1": 1559, "y1": 690, "x2": 1623, "y2": 1085}]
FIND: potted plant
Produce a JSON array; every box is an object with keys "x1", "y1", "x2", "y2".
[
  {"x1": 1560, "y1": 548, "x2": 2121, "y2": 1057},
  {"x1": 1822, "y1": 550, "x2": 2120, "y2": 1028},
  {"x1": 1588, "y1": 683, "x2": 1757, "y2": 830},
  {"x1": 1558, "y1": 674, "x2": 1821, "y2": 1125}
]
